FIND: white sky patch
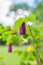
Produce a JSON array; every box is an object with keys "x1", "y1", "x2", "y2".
[
  {"x1": 0, "y1": 0, "x2": 11, "y2": 16},
  {"x1": 0, "y1": 0, "x2": 32, "y2": 27},
  {"x1": 27, "y1": 0, "x2": 34, "y2": 7},
  {"x1": 17, "y1": 9, "x2": 31, "y2": 16},
  {"x1": 26, "y1": 22, "x2": 35, "y2": 26},
  {"x1": 0, "y1": 0, "x2": 13, "y2": 27},
  {"x1": 13, "y1": 0, "x2": 34, "y2": 7}
]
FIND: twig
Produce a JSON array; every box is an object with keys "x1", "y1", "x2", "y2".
[{"x1": 28, "y1": 25, "x2": 43, "y2": 63}]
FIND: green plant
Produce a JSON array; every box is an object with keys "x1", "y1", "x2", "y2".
[{"x1": 13, "y1": 14, "x2": 43, "y2": 65}]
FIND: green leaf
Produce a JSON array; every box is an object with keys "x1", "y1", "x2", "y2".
[
  {"x1": 0, "y1": 26, "x2": 4, "y2": 34},
  {"x1": 2, "y1": 31, "x2": 12, "y2": 41},
  {"x1": 32, "y1": 26, "x2": 40, "y2": 36},
  {"x1": 14, "y1": 17, "x2": 25, "y2": 32},
  {"x1": 18, "y1": 50, "x2": 22, "y2": 55},
  {"x1": 6, "y1": 35, "x2": 19, "y2": 45},
  {"x1": 23, "y1": 51, "x2": 28, "y2": 57},
  {"x1": 20, "y1": 61, "x2": 26, "y2": 65},
  {"x1": 27, "y1": 14, "x2": 36, "y2": 22}
]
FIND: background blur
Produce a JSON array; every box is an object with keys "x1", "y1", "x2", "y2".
[
  {"x1": 0, "y1": 0, "x2": 42, "y2": 27},
  {"x1": 0, "y1": 0, "x2": 43, "y2": 65}
]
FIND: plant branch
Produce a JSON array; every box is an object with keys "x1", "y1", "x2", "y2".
[{"x1": 28, "y1": 25, "x2": 43, "y2": 63}]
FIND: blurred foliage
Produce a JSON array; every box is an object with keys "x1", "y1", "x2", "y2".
[
  {"x1": 4, "y1": 26, "x2": 11, "y2": 31},
  {"x1": 14, "y1": 17, "x2": 25, "y2": 32},
  {"x1": 0, "y1": 13, "x2": 43, "y2": 65},
  {"x1": 33, "y1": 0, "x2": 43, "y2": 22},
  {"x1": 0, "y1": 24, "x2": 4, "y2": 35},
  {"x1": 0, "y1": 0, "x2": 43, "y2": 65},
  {"x1": 12, "y1": 13, "x2": 43, "y2": 65},
  {"x1": 25, "y1": 14, "x2": 36, "y2": 22},
  {"x1": 0, "y1": 14, "x2": 43, "y2": 46},
  {"x1": 10, "y1": 3, "x2": 29, "y2": 12}
]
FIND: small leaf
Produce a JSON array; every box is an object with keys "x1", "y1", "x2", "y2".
[
  {"x1": 18, "y1": 50, "x2": 22, "y2": 55},
  {"x1": 20, "y1": 61, "x2": 26, "y2": 65}
]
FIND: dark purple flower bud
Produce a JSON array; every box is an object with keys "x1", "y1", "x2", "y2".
[
  {"x1": 19, "y1": 22, "x2": 26, "y2": 35},
  {"x1": 8, "y1": 44, "x2": 12, "y2": 53}
]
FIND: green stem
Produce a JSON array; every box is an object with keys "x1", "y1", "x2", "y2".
[
  {"x1": 29, "y1": 25, "x2": 43, "y2": 63},
  {"x1": 36, "y1": 47, "x2": 43, "y2": 63},
  {"x1": 29, "y1": 25, "x2": 35, "y2": 39}
]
